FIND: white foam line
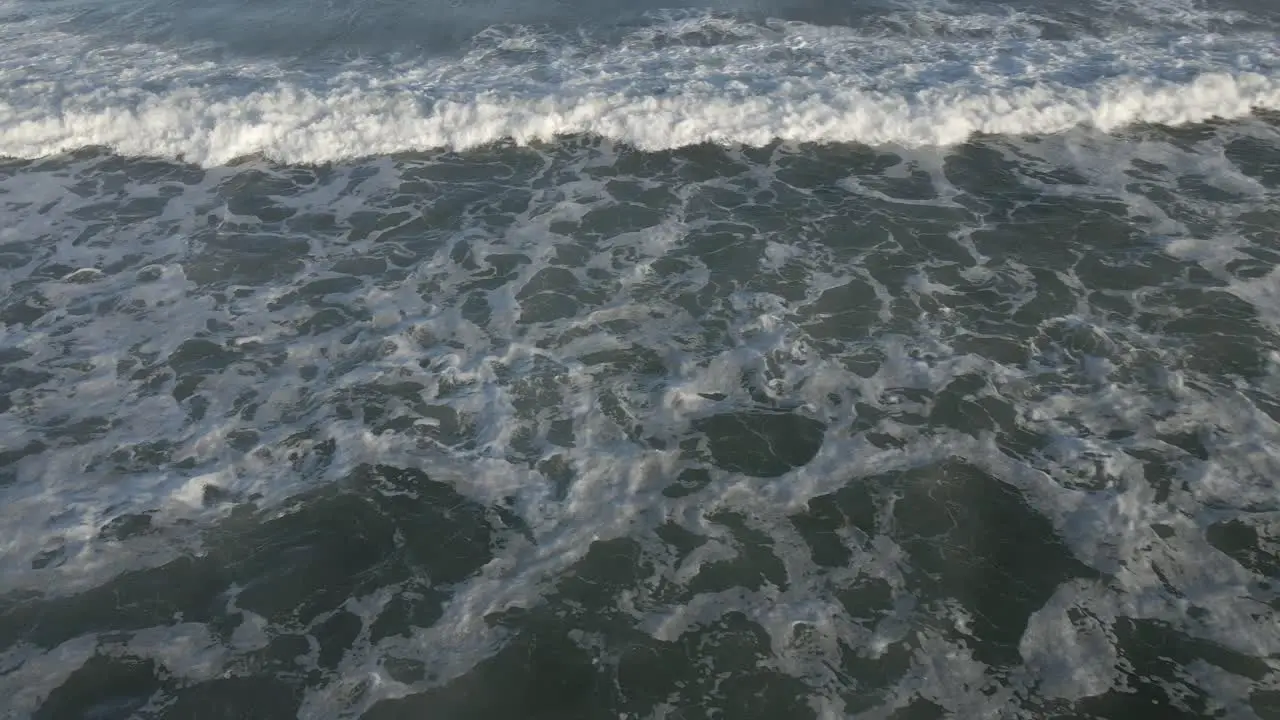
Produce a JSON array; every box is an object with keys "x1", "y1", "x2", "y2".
[{"x1": 1, "y1": 72, "x2": 1277, "y2": 166}]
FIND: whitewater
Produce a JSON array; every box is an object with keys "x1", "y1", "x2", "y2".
[{"x1": 1, "y1": 5, "x2": 1278, "y2": 164}]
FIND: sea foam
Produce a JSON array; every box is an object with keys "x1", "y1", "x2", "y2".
[{"x1": 1, "y1": 14, "x2": 1277, "y2": 165}]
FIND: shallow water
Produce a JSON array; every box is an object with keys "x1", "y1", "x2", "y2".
[{"x1": 2, "y1": 0, "x2": 1280, "y2": 718}]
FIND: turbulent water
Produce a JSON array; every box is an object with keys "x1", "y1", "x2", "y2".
[{"x1": 2, "y1": 0, "x2": 1280, "y2": 717}]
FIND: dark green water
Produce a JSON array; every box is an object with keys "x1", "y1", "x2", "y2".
[{"x1": 3, "y1": 125, "x2": 1280, "y2": 718}]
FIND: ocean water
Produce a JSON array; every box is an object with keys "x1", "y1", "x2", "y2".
[{"x1": 2, "y1": 0, "x2": 1280, "y2": 717}]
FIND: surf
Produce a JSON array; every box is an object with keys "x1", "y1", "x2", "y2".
[{"x1": 1, "y1": 12, "x2": 1278, "y2": 165}]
